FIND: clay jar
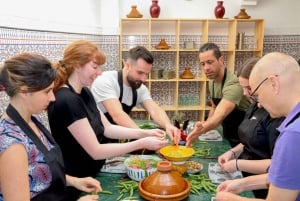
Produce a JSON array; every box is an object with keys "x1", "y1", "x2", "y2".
[
  {"x1": 138, "y1": 161, "x2": 190, "y2": 200},
  {"x1": 214, "y1": 1, "x2": 225, "y2": 19},
  {"x1": 150, "y1": 0, "x2": 161, "y2": 18}
]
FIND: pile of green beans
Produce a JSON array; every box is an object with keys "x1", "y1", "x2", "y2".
[
  {"x1": 115, "y1": 180, "x2": 139, "y2": 200},
  {"x1": 187, "y1": 173, "x2": 217, "y2": 195},
  {"x1": 193, "y1": 148, "x2": 211, "y2": 157}
]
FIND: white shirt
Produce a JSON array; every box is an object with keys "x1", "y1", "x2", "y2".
[{"x1": 90, "y1": 71, "x2": 152, "y2": 113}]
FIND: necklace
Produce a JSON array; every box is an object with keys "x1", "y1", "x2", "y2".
[
  {"x1": 39, "y1": 132, "x2": 45, "y2": 143},
  {"x1": 28, "y1": 121, "x2": 46, "y2": 144}
]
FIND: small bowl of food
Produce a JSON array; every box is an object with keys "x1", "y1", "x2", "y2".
[
  {"x1": 186, "y1": 161, "x2": 203, "y2": 174},
  {"x1": 159, "y1": 145, "x2": 195, "y2": 162},
  {"x1": 124, "y1": 155, "x2": 161, "y2": 181}
]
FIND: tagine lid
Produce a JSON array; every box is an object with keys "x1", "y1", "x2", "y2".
[{"x1": 138, "y1": 161, "x2": 190, "y2": 200}]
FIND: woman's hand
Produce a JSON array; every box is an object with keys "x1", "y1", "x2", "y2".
[
  {"x1": 217, "y1": 178, "x2": 244, "y2": 194},
  {"x1": 68, "y1": 176, "x2": 102, "y2": 193},
  {"x1": 77, "y1": 194, "x2": 99, "y2": 201},
  {"x1": 218, "y1": 150, "x2": 235, "y2": 165},
  {"x1": 141, "y1": 136, "x2": 169, "y2": 151},
  {"x1": 145, "y1": 128, "x2": 166, "y2": 139},
  {"x1": 215, "y1": 191, "x2": 244, "y2": 201},
  {"x1": 219, "y1": 159, "x2": 237, "y2": 173}
]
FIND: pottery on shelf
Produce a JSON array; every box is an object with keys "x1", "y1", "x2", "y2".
[
  {"x1": 214, "y1": 1, "x2": 225, "y2": 19},
  {"x1": 150, "y1": 0, "x2": 161, "y2": 18},
  {"x1": 155, "y1": 38, "x2": 171, "y2": 49},
  {"x1": 180, "y1": 67, "x2": 195, "y2": 79},
  {"x1": 234, "y1": 8, "x2": 251, "y2": 19},
  {"x1": 126, "y1": 5, "x2": 143, "y2": 18}
]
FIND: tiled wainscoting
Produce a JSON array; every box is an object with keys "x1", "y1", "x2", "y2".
[{"x1": 1, "y1": 27, "x2": 300, "y2": 122}]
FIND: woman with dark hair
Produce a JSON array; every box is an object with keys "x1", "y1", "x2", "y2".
[
  {"x1": 217, "y1": 57, "x2": 285, "y2": 198},
  {"x1": 0, "y1": 52, "x2": 101, "y2": 201}
]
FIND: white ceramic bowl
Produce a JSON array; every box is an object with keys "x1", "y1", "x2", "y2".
[{"x1": 124, "y1": 155, "x2": 161, "y2": 181}]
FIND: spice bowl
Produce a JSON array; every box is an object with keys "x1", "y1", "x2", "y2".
[{"x1": 124, "y1": 155, "x2": 161, "y2": 181}]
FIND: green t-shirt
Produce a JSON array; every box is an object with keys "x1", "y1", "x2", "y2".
[{"x1": 208, "y1": 69, "x2": 250, "y2": 112}]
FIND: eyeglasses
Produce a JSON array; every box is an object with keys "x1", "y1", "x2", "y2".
[{"x1": 249, "y1": 75, "x2": 278, "y2": 102}]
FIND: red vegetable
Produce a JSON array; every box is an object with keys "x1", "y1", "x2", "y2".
[{"x1": 180, "y1": 129, "x2": 187, "y2": 141}]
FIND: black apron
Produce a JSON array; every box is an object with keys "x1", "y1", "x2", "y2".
[
  {"x1": 211, "y1": 69, "x2": 246, "y2": 147},
  {"x1": 104, "y1": 70, "x2": 137, "y2": 124},
  {"x1": 64, "y1": 82, "x2": 107, "y2": 200},
  {"x1": 6, "y1": 104, "x2": 67, "y2": 201}
]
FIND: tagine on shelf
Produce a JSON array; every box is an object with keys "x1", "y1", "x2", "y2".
[
  {"x1": 180, "y1": 67, "x2": 195, "y2": 79},
  {"x1": 234, "y1": 8, "x2": 251, "y2": 19},
  {"x1": 155, "y1": 38, "x2": 171, "y2": 49},
  {"x1": 126, "y1": 5, "x2": 143, "y2": 18}
]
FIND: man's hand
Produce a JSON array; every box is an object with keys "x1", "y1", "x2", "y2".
[
  {"x1": 186, "y1": 121, "x2": 205, "y2": 146},
  {"x1": 165, "y1": 124, "x2": 181, "y2": 145}
]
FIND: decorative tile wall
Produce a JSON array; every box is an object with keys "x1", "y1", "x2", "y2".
[{"x1": 1, "y1": 27, "x2": 300, "y2": 122}]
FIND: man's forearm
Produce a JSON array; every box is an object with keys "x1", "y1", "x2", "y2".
[{"x1": 112, "y1": 112, "x2": 140, "y2": 128}]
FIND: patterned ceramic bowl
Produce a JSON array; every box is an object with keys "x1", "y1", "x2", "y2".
[{"x1": 124, "y1": 155, "x2": 161, "y2": 181}]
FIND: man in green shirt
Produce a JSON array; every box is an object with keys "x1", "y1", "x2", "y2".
[{"x1": 187, "y1": 42, "x2": 250, "y2": 147}]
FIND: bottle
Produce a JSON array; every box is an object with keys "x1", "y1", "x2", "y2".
[{"x1": 150, "y1": 0, "x2": 160, "y2": 18}]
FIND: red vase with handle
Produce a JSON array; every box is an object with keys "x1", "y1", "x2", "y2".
[
  {"x1": 150, "y1": 0, "x2": 160, "y2": 18},
  {"x1": 214, "y1": 1, "x2": 225, "y2": 19}
]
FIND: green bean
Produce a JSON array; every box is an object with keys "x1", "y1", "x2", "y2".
[
  {"x1": 193, "y1": 148, "x2": 211, "y2": 157},
  {"x1": 117, "y1": 193, "x2": 124, "y2": 201},
  {"x1": 187, "y1": 173, "x2": 216, "y2": 194},
  {"x1": 115, "y1": 180, "x2": 139, "y2": 200},
  {"x1": 99, "y1": 190, "x2": 112, "y2": 194},
  {"x1": 122, "y1": 196, "x2": 138, "y2": 200}
]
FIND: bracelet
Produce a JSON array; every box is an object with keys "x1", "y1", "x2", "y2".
[
  {"x1": 230, "y1": 150, "x2": 237, "y2": 159},
  {"x1": 235, "y1": 159, "x2": 239, "y2": 171}
]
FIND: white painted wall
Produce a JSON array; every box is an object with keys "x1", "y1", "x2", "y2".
[
  {"x1": 0, "y1": 0, "x2": 299, "y2": 35},
  {"x1": 0, "y1": 0, "x2": 102, "y2": 34}
]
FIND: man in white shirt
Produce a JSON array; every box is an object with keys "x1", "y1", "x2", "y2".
[{"x1": 91, "y1": 46, "x2": 180, "y2": 144}]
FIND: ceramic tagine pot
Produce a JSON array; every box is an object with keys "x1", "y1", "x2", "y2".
[
  {"x1": 180, "y1": 67, "x2": 195, "y2": 79},
  {"x1": 126, "y1": 5, "x2": 143, "y2": 18},
  {"x1": 138, "y1": 161, "x2": 191, "y2": 201}
]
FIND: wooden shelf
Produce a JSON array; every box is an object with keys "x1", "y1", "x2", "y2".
[{"x1": 120, "y1": 18, "x2": 264, "y2": 121}]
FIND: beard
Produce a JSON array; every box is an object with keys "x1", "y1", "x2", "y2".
[{"x1": 127, "y1": 75, "x2": 143, "y2": 89}]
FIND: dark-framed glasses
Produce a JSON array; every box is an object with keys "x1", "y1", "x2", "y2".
[{"x1": 250, "y1": 75, "x2": 278, "y2": 102}]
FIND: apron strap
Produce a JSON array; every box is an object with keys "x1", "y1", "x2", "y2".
[
  {"x1": 118, "y1": 70, "x2": 137, "y2": 107},
  {"x1": 212, "y1": 68, "x2": 227, "y2": 98},
  {"x1": 6, "y1": 104, "x2": 50, "y2": 153}
]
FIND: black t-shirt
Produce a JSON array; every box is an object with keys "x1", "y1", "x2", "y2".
[
  {"x1": 238, "y1": 103, "x2": 285, "y2": 160},
  {"x1": 48, "y1": 87, "x2": 107, "y2": 178}
]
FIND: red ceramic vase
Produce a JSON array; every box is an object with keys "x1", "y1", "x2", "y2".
[
  {"x1": 150, "y1": 0, "x2": 160, "y2": 18},
  {"x1": 214, "y1": 1, "x2": 225, "y2": 19}
]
